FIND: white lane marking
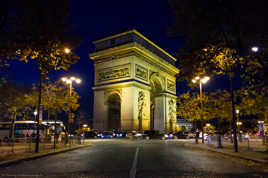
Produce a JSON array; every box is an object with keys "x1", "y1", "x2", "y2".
[{"x1": 129, "y1": 147, "x2": 139, "y2": 178}]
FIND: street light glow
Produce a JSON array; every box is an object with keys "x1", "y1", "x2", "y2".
[
  {"x1": 64, "y1": 48, "x2": 71, "y2": 54},
  {"x1": 251, "y1": 46, "x2": 259, "y2": 52},
  {"x1": 76, "y1": 78, "x2": 81, "y2": 84},
  {"x1": 192, "y1": 79, "x2": 196, "y2": 83},
  {"x1": 195, "y1": 76, "x2": 200, "y2": 80},
  {"x1": 70, "y1": 76, "x2": 76, "y2": 81},
  {"x1": 66, "y1": 79, "x2": 71, "y2": 84},
  {"x1": 236, "y1": 109, "x2": 240, "y2": 114},
  {"x1": 34, "y1": 111, "x2": 38, "y2": 116},
  {"x1": 61, "y1": 77, "x2": 67, "y2": 82},
  {"x1": 236, "y1": 121, "x2": 242, "y2": 126}
]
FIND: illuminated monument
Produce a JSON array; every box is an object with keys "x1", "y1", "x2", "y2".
[{"x1": 90, "y1": 30, "x2": 179, "y2": 132}]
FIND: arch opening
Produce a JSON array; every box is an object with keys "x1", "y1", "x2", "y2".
[
  {"x1": 150, "y1": 76, "x2": 163, "y2": 130},
  {"x1": 107, "y1": 94, "x2": 121, "y2": 130}
]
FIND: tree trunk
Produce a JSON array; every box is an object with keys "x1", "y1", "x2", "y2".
[{"x1": 230, "y1": 76, "x2": 238, "y2": 152}]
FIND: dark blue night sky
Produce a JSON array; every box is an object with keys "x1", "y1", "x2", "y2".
[{"x1": 3, "y1": 0, "x2": 236, "y2": 118}]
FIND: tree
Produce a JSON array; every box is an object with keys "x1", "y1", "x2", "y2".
[
  {"x1": 169, "y1": 0, "x2": 268, "y2": 152},
  {"x1": 24, "y1": 81, "x2": 80, "y2": 121},
  {"x1": 238, "y1": 86, "x2": 268, "y2": 123},
  {"x1": 0, "y1": 78, "x2": 26, "y2": 121},
  {"x1": 177, "y1": 91, "x2": 215, "y2": 143},
  {"x1": 0, "y1": 0, "x2": 80, "y2": 152}
]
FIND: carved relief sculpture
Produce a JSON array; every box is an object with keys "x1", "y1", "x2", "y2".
[
  {"x1": 138, "y1": 91, "x2": 146, "y2": 131},
  {"x1": 135, "y1": 64, "x2": 148, "y2": 81},
  {"x1": 98, "y1": 64, "x2": 130, "y2": 82},
  {"x1": 168, "y1": 99, "x2": 175, "y2": 132}
]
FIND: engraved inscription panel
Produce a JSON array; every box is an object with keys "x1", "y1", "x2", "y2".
[
  {"x1": 98, "y1": 64, "x2": 130, "y2": 82},
  {"x1": 135, "y1": 64, "x2": 148, "y2": 81},
  {"x1": 167, "y1": 79, "x2": 176, "y2": 92}
]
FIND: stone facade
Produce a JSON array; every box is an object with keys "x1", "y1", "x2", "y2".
[{"x1": 90, "y1": 30, "x2": 179, "y2": 133}]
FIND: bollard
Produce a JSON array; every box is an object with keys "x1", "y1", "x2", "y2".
[{"x1": 247, "y1": 138, "x2": 250, "y2": 151}]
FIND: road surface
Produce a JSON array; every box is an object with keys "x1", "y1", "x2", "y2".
[{"x1": 0, "y1": 139, "x2": 266, "y2": 178}]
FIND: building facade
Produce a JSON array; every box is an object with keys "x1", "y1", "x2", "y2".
[{"x1": 90, "y1": 30, "x2": 179, "y2": 133}]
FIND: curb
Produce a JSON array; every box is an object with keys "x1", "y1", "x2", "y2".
[
  {"x1": 183, "y1": 142, "x2": 268, "y2": 165},
  {"x1": 0, "y1": 144, "x2": 92, "y2": 167}
]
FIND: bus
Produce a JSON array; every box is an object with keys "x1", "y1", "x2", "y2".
[{"x1": 0, "y1": 120, "x2": 65, "y2": 142}]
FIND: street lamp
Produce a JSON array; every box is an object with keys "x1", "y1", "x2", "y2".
[
  {"x1": 192, "y1": 76, "x2": 210, "y2": 144},
  {"x1": 33, "y1": 110, "x2": 38, "y2": 134},
  {"x1": 61, "y1": 76, "x2": 81, "y2": 134},
  {"x1": 251, "y1": 46, "x2": 259, "y2": 52},
  {"x1": 64, "y1": 48, "x2": 71, "y2": 54}
]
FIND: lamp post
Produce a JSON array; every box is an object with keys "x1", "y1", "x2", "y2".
[
  {"x1": 33, "y1": 110, "x2": 37, "y2": 135},
  {"x1": 61, "y1": 76, "x2": 81, "y2": 136},
  {"x1": 192, "y1": 76, "x2": 210, "y2": 144},
  {"x1": 236, "y1": 109, "x2": 242, "y2": 142}
]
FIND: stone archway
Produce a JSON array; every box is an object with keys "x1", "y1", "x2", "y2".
[
  {"x1": 107, "y1": 94, "x2": 121, "y2": 130},
  {"x1": 150, "y1": 73, "x2": 164, "y2": 131}
]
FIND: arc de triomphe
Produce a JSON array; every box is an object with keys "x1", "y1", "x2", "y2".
[{"x1": 90, "y1": 30, "x2": 179, "y2": 133}]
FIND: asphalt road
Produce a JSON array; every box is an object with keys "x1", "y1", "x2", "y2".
[{"x1": 0, "y1": 139, "x2": 267, "y2": 178}]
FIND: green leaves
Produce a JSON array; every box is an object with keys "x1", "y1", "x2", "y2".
[{"x1": 25, "y1": 81, "x2": 80, "y2": 119}]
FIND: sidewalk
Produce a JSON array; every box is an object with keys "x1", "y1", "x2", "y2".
[
  {"x1": 181, "y1": 139, "x2": 268, "y2": 167},
  {"x1": 0, "y1": 141, "x2": 91, "y2": 167}
]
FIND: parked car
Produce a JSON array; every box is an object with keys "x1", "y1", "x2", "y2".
[
  {"x1": 143, "y1": 130, "x2": 164, "y2": 139},
  {"x1": 97, "y1": 131, "x2": 114, "y2": 139},
  {"x1": 84, "y1": 131, "x2": 97, "y2": 139},
  {"x1": 174, "y1": 132, "x2": 187, "y2": 139}
]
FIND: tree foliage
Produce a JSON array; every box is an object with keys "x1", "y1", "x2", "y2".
[
  {"x1": 177, "y1": 92, "x2": 214, "y2": 122},
  {"x1": 0, "y1": 0, "x2": 80, "y2": 74},
  {"x1": 0, "y1": 78, "x2": 26, "y2": 121},
  {"x1": 24, "y1": 81, "x2": 80, "y2": 119},
  {"x1": 169, "y1": 0, "x2": 268, "y2": 88},
  {"x1": 0, "y1": 78, "x2": 80, "y2": 121}
]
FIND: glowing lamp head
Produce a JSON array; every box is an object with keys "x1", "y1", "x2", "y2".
[
  {"x1": 34, "y1": 111, "x2": 38, "y2": 116},
  {"x1": 64, "y1": 48, "x2": 71, "y2": 54},
  {"x1": 195, "y1": 76, "x2": 200, "y2": 80},
  {"x1": 76, "y1": 78, "x2": 81, "y2": 84},
  {"x1": 192, "y1": 79, "x2": 196, "y2": 83},
  {"x1": 83, "y1": 124, "x2": 88, "y2": 128},
  {"x1": 251, "y1": 46, "x2": 259, "y2": 52},
  {"x1": 236, "y1": 109, "x2": 240, "y2": 114},
  {"x1": 70, "y1": 76, "x2": 76, "y2": 81},
  {"x1": 201, "y1": 76, "x2": 210, "y2": 84},
  {"x1": 61, "y1": 77, "x2": 67, "y2": 82}
]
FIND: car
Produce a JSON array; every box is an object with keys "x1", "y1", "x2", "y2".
[
  {"x1": 174, "y1": 132, "x2": 187, "y2": 139},
  {"x1": 143, "y1": 130, "x2": 164, "y2": 140},
  {"x1": 97, "y1": 131, "x2": 114, "y2": 139},
  {"x1": 164, "y1": 133, "x2": 174, "y2": 140},
  {"x1": 84, "y1": 131, "x2": 97, "y2": 139}
]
